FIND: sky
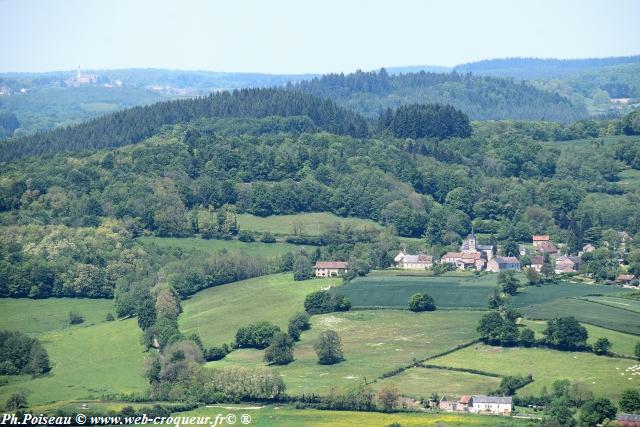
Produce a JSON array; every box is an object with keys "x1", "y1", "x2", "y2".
[{"x1": 1, "y1": 0, "x2": 639, "y2": 74}]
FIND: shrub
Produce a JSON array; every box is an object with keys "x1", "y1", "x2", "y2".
[
  {"x1": 237, "y1": 230, "x2": 255, "y2": 242},
  {"x1": 235, "y1": 321, "x2": 281, "y2": 349},
  {"x1": 593, "y1": 337, "x2": 611, "y2": 355},
  {"x1": 408, "y1": 293, "x2": 436, "y2": 312},
  {"x1": 5, "y1": 392, "x2": 27, "y2": 410},
  {"x1": 304, "y1": 291, "x2": 350, "y2": 314},
  {"x1": 260, "y1": 232, "x2": 276, "y2": 243},
  {"x1": 106, "y1": 313, "x2": 115, "y2": 321},
  {"x1": 263, "y1": 332, "x2": 294, "y2": 365},
  {"x1": 288, "y1": 312, "x2": 311, "y2": 341},
  {"x1": 204, "y1": 344, "x2": 230, "y2": 361},
  {"x1": 68, "y1": 311, "x2": 84, "y2": 325}
]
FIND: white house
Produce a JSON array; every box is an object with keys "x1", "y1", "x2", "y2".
[
  {"x1": 467, "y1": 396, "x2": 512, "y2": 415},
  {"x1": 487, "y1": 256, "x2": 520, "y2": 273},
  {"x1": 314, "y1": 261, "x2": 348, "y2": 278},
  {"x1": 394, "y1": 251, "x2": 433, "y2": 269}
]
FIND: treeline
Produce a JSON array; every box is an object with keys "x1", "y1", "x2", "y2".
[
  {"x1": 0, "y1": 331, "x2": 50, "y2": 376},
  {"x1": 378, "y1": 104, "x2": 471, "y2": 139},
  {"x1": 0, "y1": 88, "x2": 369, "y2": 162},
  {"x1": 289, "y1": 68, "x2": 586, "y2": 121}
]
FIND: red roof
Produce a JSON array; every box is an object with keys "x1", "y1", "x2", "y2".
[
  {"x1": 533, "y1": 235, "x2": 550, "y2": 241},
  {"x1": 315, "y1": 261, "x2": 348, "y2": 269},
  {"x1": 462, "y1": 252, "x2": 481, "y2": 260},
  {"x1": 459, "y1": 395, "x2": 471, "y2": 404},
  {"x1": 617, "y1": 274, "x2": 635, "y2": 282},
  {"x1": 442, "y1": 252, "x2": 462, "y2": 259},
  {"x1": 531, "y1": 256, "x2": 544, "y2": 265}
]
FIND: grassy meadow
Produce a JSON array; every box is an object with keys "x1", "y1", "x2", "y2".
[
  {"x1": 180, "y1": 273, "x2": 341, "y2": 347},
  {"x1": 236, "y1": 212, "x2": 382, "y2": 236},
  {"x1": 0, "y1": 298, "x2": 115, "y2": 335},
  {"x1": 429, "y1": 344, "x2": 639, "y2": 400},
  {"x1": 207, "y1": 310, "x2": 483, "y2": 395},
  {"x1": 580, "y1": 295, "x2": 640, "y2": 313},
  {"x1": 174, "y1": 405, "x2": 532, "y2": 427},
  {"x1": 138, "y1": 236, "x2": 310, "y2": 258},
  {"x1": 0, "y1": 317, "x2": 147, "y2": 405}
]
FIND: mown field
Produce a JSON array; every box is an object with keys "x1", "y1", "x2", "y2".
[
  {"x1": 580, "y1": 295, "x2": 640, "y2": 313},
  {"x1": 375, "y1": 367, "x2": 501, "y2": 399},
  {"x1": 236, "y1": 212, "x2": 382, "y2": 236},
  {"x1": 138, "y1": 236, "x2": 310, "y2": 258},
  {"x1": 180, "y1": 273, "x2": 341, "y2": 347},
  {"x1": 429, "y1": 344, "x2": 639, "y2": 400},
  {"x1": 175, "y1": 405, "x2": 533, "y2": 427},
  {"x1": 0, "y1": 315, "x2": 147, "y2": 405},
  {"x1": 207, "y1": 310, "x2": 483, "y2": 395},
  {"x1": 522, "y1": 298, "x2": 640, "y2": 335},
  {"x1": 334, "y1": 272, "x2": 620, "y2": 310},
  {"x1": 0, "y1": 298, "x2": 115, "y2": 335},
  {"x1": 523, "y1": 320, "x2": 640, "y2": 357}
]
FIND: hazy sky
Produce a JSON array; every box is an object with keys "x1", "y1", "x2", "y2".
[{"x1": 1, "y1": 0, "x2": 639, "y2": 74}]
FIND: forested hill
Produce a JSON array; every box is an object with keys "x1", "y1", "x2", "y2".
[
  {"x1": 289, "y1": 69, "x2": 586, "y2": 121},
  {"x1": 454, "y1": 55, "x2": 640, "y2": 79},
  {"x1": 0, "y1": 88, "x2": 369, "y2": 163}
]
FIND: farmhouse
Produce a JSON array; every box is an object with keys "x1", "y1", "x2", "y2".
[
  {"x1": 441, "y1": 252, "x2": 485, "y2": 271},
  {"x1": 487, "y1": 256, "x2": 520, "y2": 273},
  {"x1": 579, "y1": 243, "x2": 596, "y2": 255},
  {"x1": 616, "y1": 274, "x2": 636, "y2": 285},
  {"x1": 554, "y1": 255, "x2": 581, "y2": 274},
  {"x1": 618, "y1": 413, "x2": 640, "y2": 427},
  {"x1": 314, "y1": 261, "x2": 348, "y2": 278},
  {"x1": 439, "y1": 395, "x2": 471, "y2": 412},
  {"x1": 467, "y1": 396, "x2": 512, "y2": 415},
  {"x1": 394, "y1": 251, "x2": 433, "y2": 269},
  {"x1": 533, "y1": 235, "x2": 558, "y2": 254},
  {"x1": 530, "y1": 256, "x2": 544, "y2": 272}
]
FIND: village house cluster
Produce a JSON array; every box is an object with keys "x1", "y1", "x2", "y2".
[{"x1": 313, "y1": 231, "x2": 637, "y2": 284}]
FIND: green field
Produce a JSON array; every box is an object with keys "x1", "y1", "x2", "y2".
[
  {"x1": 375, "y1": 367, "x2": 501, "y2": 399},
  {"x1": 236, "y1": 212, "x2": 382, "y2": 236},
  {"x1": 180, "y1": 273, "x2": 341, "y2": 347},
  {"x1": 430, "y1": 344, "x2": 639, "y2": 400},
  {"x1": 523, "y1": 320, "x2": 639, "y2": 357},
  {"x1": 334, "y1": 272, "x2": 619, "y2": 310},
  {"x1": 522, "y1": 298, "x2": 640, "y2": 335},
  {"x1": 0, "y1": 318, "x2": 147, "y2": 405},
  {"x1": 175, "y1": 405, "x2": 531, "y2": 427},
  {"x1": 138, "y1": 236, "x2": 310, "y2": 258},
  {"x1": 619, "y1": 168, "x2": 640, "y2": 193},
  {"x1": 207, "y1": 310, "x2": 482, "y2": 395},
  {"x1": 580, "y1": 295, "x2": 640, "y2": 313},
  {"x1": 0, "y1": 298, "x2": 115, "y2": 335}
]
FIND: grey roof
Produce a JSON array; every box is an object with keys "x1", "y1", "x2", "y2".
[
  {"x1": 403, "y1": 254, "x2": 432, "y2": 263},
  {"x1": 471, "y1": 395, "x2": 512, "y2": 404},
  {"x1": 494, "y1": 256, "x2": 520, "y2": 265},
  {"x1": 476, "y1": 244, "x2": 493, "y2": 250},
  {"x1": 618, "y1": 414, "x2": 640, "y2": 421}
]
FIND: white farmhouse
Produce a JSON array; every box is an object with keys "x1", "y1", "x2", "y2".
[
  {"x1": 467, "y1": 396, "x2": 512, "y2": 415},
  {"x1": 394, "y1": 251, "x2": 433, "y2": 269}
]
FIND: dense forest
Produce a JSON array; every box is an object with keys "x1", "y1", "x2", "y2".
[
  {"x1": 454, "y1": 55, "x2": 640, "y2": 78},
  {"x1": 289, "y1": 69, "x2": 587, "y2": 121}
]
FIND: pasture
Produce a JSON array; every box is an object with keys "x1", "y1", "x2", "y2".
[
  {"x1": 138, "y1": 236, "x2": 310, "y2": 258},
  {"x1": 0, "y1": 318, "x2": 147, "y2": 405},
  {"x1": 334, "y1": 272, "x2": 619, "y2": 310},
  {"x1": 429, "y1": 344, "x2": 638, "y2": 400},
  {"x1": 207, "y1": 310, "x2": 483, "y2": 395},
  {"x1": 580, "y1": 295, "x2": 640, "y2": 313},
  {"x1": 0, "y1": 298, "x2": 115, "y2": 335},
  {"x1": 236, "y1": 212, "x2": 382, "y2": 236},
  {"x1": 523, "y1": 320, "x2": 639, "y2": 357},
  {"x1": 180, "y1": 273, "x2": 341, "y2": 347},
  {"x1": 522, "y1": 298, "x2": 640, "y2": 335},
  {"x1": 375, "y1": 367, "x2": 501, "y2": 399},
  {"x1": 174, "y1": 405, "x2": 531, "y2": 427}
]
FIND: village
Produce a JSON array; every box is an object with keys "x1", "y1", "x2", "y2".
[{"x1": 313, "y1": 232, "x2": 638, "y2": 288}]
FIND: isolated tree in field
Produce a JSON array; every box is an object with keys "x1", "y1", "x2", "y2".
[
  {"x1": 592, "y1": 337, "x2": 611, "y2": 355},
  {"x1": 68, "y1": 310, "x2": 84, "y2": 325},
  {"x1": 263, "y1": 332, "x2": 295, "y2": 365},
  {"x1": 304, "y1": 290, "x2": 350, "y2": 314},
  {"x1": 408, "y1": 293, "x2": 436, "y2": 312},
  {"x1": 376, "y1": 383, "x2": 400, "y2": 412},
  {"x1": 543, "y1": 317, "x2": 588, "y2": 350},
  {"x1": 5, "y1": 392, "x2": 27, "y2": 410},
  {"x1": 497, "y1": 270, "x2": 520, "y2": 295},
  {"x1": 477, "y1": 311, "x2": 504, "y2": 342},
  {"x1": 314, "y1": 330, "x2": 343, "y2": 365},
  {"x1": 287, "y1": 311, "x2": 311, "y2": 341},
  {"x1": 619, "y1": 389, "x2": 640, "y2": 413},
  {"x1": 520, "y1": 328, "x2": 535, "y2": 347},
  {"x1": 293, "y1": 255, "x2": 313, "y2": 281},
  {"x1": 526, "y1": 268, "x2": 541, "y2": 286}
]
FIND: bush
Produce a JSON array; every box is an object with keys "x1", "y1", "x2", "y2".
[
  {"x1": 260, "y1": 232, "x2": 276, "y2": 243},
  {"x1": 293, "y1": 255, "x2": 314, "y2": 281},
  {"x1": 204, "y1": 344, "x2": 230, "y2": 361},
  {"x1": 304, "y1": 290, "x2": 350, "y2": 314},
  {"x1": 408, "y1": 293, "x2": 436, "y2": 312},
  {"x1": 235, "y1": 321, "x2": 281, "y2": 349},
  {"x1": 5, "y1": 392, "x2": 27, "y2": 410},
  {"x1": 68, "y1": 311, "x2": 84, "y2": 325},
  {"x1": 237, "y1": 230, "x2": 255, "y2": 242},
  {"x1": 593, "y1": 337, "x2": 611, "y2": 355},
  {"x1": 288, "y1": 312, "x2": 311, "y2": 341},
  {"x1": 263, "y1": 332, "x2": 294, "y2": 365},
  {"x1": 106, "y1": 313, "x2": 115, "y2": 321}
]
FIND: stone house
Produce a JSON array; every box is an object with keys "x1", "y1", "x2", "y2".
[
  {"x1": 487, "y1": 256, "x2": 520, "y2": 273},
  {"x1": 554, "y1": 255, "x2": 581, "y2": 274},
  {"x1": 467, "y1": 396, "x2": 512, "y2": 415},
  {"x1": 394, "y1": 251, "x2": 433, "y2": 269},
  {"x1": 530, "y1": 256, "x2": 544, "y2": 272},
  {"x1": 314, "y1": 261, "x2": 348, "y2": 278}
]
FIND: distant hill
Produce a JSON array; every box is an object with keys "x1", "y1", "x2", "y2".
[
  {"x1": 289, "y1": 69, "x2": 586, "y2": 121},
  {"x1": 454, "y1": 55, "x2": 640, "y2": 79},
  {"x1": 384, "y1": 65, "x2": 452, "y2": 75}
]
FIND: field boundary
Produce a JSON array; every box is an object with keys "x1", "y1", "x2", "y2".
[
  {"x1": 416, "y1": 363, "x2": 502, "y2": 378},
  {"x1": 573, "y1": 296, "x2": 640, "y2": 315},
  {"x1": 349, "y1": 306, "x2": 489, "y2": 312}
]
